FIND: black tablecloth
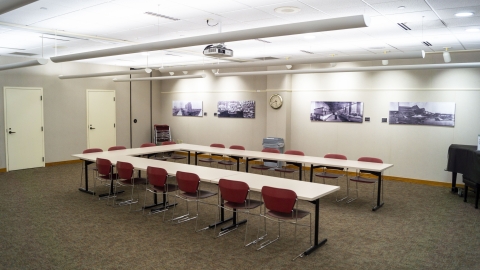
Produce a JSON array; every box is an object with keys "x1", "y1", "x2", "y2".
[{"x1": 447, "y1": 144, "x2": 480, "y2": 182}]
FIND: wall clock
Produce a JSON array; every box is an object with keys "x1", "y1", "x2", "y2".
[{"x1": 269, "y1": 94, "x2": 283, "y2": 109}]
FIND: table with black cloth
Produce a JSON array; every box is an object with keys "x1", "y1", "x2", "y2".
[{"x1": 446, "y1": 144, "x2": 480, "y2": 192}]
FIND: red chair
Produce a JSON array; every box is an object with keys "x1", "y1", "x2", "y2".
[
  {"x1": 218, "y1": 145, "x2": 245, "y2": 170},
  {"x1": 143, "y1": 166, "x2": 178, "y2": 218},
  {"x1": 347, "y1": 157, "x2": 384, "y2": 205},
  {"x1": 94, "y1": 158, "x2": 119, "y2": 203},
  {"x1": 108, "y1": 146, "x2": 127, "y2": 151},
  {"x1": 214, "y1": 179, "x2": 263, "y2": 246},
  {"x1": 251, "y1": 148, "x2": 280, "y2": 175},
  {"x1": 315, "y1": 154, "x2": 348, "y2": 202},
  {"x1": 114, "y1": 161, "x2": 145, "y2": 210},
  {"x1": 257, "y1": 186, "x2": 311, "y2": 261},
  {"x1": 170, "y1": 171, "x2": 217, "y2": 232},
  {"x1": 275, "y1": 150, "x2": 304, "y2": 180},
  {"x1": 161, "y1": 141, "x2": 186, "y2": 162},
  {"x1": 198, "y1": 143, "x2": 225, "y2": 167},
  {"x1": 80, "y1": 148, "x2": 103, "y2": 190}
]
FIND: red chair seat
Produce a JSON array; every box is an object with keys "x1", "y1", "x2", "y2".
[
  {"x1": 198, "y1": 157, "x2": 216, "y2": 163},
  {"x1": 178, "y1": 190, "x2": 217, "y2": 200},
  {"x1": 265, "y1": 209, "x2": 310, "y2": 220},
  {"x1": 224, "y1": 199, "x2": 263, "y2": 210},
  {"x1": 315, "y1": 171, "x2": 342, "y2": 179},
  {"x1": 218, "y1": 160, "x2": 235, "y2": 166},
  {"x1": 350, "y1": 176, "x2": 377, "y2": 184},
  {"x1": 152, "y1": 183, "x2": 178, "y2": 193},
  {"x1": 275, "y1": 167, "x2": 295, "y2": 173},
  {"x1": 251, "y1": 165, "x2": 271, "y2": 170}
]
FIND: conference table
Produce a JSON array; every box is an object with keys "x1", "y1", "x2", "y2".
[
  {"x1": 145, "y1": 144, "x2": 393, "y2": 211},
  {"x1": 73, "y1": 147, "x2": 339, "y2": 257}
]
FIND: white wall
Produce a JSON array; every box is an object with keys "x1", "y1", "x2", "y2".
[
  {"x1": 157, "y1": 51, "x2": 480, "y2": 184},
  {"x1": 290, "y1": 52, "x2": 480, "y2": 183},
  {"x1": 0, "y1": 56, "x2": 131, "y2": 168}
]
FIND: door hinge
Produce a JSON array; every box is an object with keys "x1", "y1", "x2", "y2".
[
  {"x1": 42, "y1": 157, "x2": 44, "y2": 162},
  {"x1": 41, "y1": 127, "x2": 43, "y2": 131},
  {"x1": 113, "y1": 97, "x2": 115, "y2": 101},
  {"x1": 114, "y1": 123, "x2": 115, "y2": 128},
  {"x1": 40, "y1": 96, "x2": 43, "y2": 101}
]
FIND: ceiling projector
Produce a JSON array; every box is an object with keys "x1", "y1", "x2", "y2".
[{"x1": 203, "y1": 44, "x2": 233, "y2": 57}]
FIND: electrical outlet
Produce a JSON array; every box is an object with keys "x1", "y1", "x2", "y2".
[
  {"x1": 365, "y1": 117, "x2": 370, "y2": 122},
  {"x1": 382, "y1": 118, "x2": 387, "y2": 123},
  {"x1": 204, "y1": 112, "x2": 207, "y2": 116}
]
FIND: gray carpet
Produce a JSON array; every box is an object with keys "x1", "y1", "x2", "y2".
[{"x1": 1, "y1": 162, "x2": 479, "y2": 270}]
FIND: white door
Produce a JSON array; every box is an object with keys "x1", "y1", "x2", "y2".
[
  {"x1": 87, "y1": 89, "x2": 116, "y2": 151},
  {"x1": 4, "y1": 87, "x2": 45, "y2": 171}
]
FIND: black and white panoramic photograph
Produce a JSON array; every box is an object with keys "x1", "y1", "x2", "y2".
[
  {"x1": 310, "y1": 101, "x2": 364, "y2": 123},
  {"x1": 217, "y1": 100, "x2": 255, "y2": 118},
  {"x1": 389, "y1": 102, "x2": 455, "y2": 126},
  {"x1": 172, "y1": 101, "x2": 203, "y2": 117}
]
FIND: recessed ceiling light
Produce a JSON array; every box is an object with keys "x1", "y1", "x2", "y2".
[
  {"x1": 274, "y1": 6, "x2": 301, "y2": 14},
  {"x1": 397, "y1": 6, "x2": 405, "y2": 9},
  {"x1": 466, "y1": 28, "x2": 480, "y2": 32},
  {"x1": 455, "y1": 12, "x2": 474, "y2": 17},
  {"x1": 40, "y1": 7, "x2": 47, "y2": 10}
]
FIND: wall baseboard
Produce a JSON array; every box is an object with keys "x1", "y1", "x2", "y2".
[{"x1": 45, "y1": 160, "x2": 82, "y2": 167}]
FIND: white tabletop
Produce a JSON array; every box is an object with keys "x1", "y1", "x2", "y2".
[
  {"x1": 74, "y1": 144, "x2": 393, "y2": 173},
  {"x1": 73, "y1": 150, "x2": 338, "y2": 201}
]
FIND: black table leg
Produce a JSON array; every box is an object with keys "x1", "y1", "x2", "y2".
[
  {"x1": 372, "y1": 172, "x2": 384, "y2": 211},
  {"x1": 304, "y1": 199, "x2": 327, "y2": 256},
  {"x1": 209, "y1": 198, "x2": 233, "y2": 228},
  {"x1": 79, "y1": 160, "x2": 95, "y2": 195},
  {"x1": 451, "y1": 172, "x2": 458, "y2": 193}
]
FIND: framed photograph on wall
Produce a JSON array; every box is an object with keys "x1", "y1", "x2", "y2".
[
  {"x1": 217, "y1": 100, "x2": 255, "y2": 118},
  {"x1": 389, "y1": 102, "x2": 455, "y2": 127},
  {"x1": 310, "y1": 101, "x2": 363, "y2": 123},
  {"x1": 172, "y1": 100, "x2": 203, "y2": 117}
]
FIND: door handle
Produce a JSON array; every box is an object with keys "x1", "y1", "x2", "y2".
[
  {"x1": 89, "y1": 127, "x2": 95, "y2": 130},
  {"x1": 9, "y1": 131, "x2": 16, "y2": 134}
]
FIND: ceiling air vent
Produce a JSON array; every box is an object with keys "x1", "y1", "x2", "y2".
[
  {"x1": 255, "y1": 38, "x2": 271, "y2": 43},
  {"x1": 300, "y1": 50, "x2": 314, "y2": 54},
  {"x1": 145, "y1": 12, "x2": 180, "y2": 21},
  {"x1": 397, "y1": 23, "x2": 411, "y2": 30},
  {"x1": 422, "y1": 41, "x2": 432, "y2": 46},
  {"x1": 9, "y1": 52, "x2": 37, "y2": 56},
  {"x1": 253, "y1": 57, "x2": 279, "y2": 60}
]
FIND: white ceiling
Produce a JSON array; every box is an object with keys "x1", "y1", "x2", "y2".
[{"x1": 0, "y1": 0, "x2": 479, "y2": 68}]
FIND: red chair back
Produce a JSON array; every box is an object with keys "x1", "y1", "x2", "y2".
[
  {"x1": 219, "y1": 179, "x2": 249, "y2": 204},
  {"x1": 108, "y1": 146, "x2": 126, "y2": 151},
  {"x1": 176, "y1": 171, "x2": 200, "y2": 193},
  {"x1": 147, "y1": 166, "x2": 168, "y2": 187},
  {"x1": 96, "y1": 158, "x2": 112, "y2": 176},
  {"x1": 285, "y1": 150, "x2": 304, "y2": 156},
  {"x1": 262, "y1": 148, "x2": 280, "y2": 154},
  {"x1": 83, "y1": 148, "x2": 103, "y2": 154},
  {"x1": 162, "y1": 141, "x2": 176, "y2": 145},
  {"x1": 261, "y1": 186, "x2": 297, "y2": 214},
  {"x1": 141, "y1": 143, "x2": 156, "y2": 148},
  {"x1": 325, "y1": 154, "x2": 347, "y2": 160},
  {"x1": 230, "y1": 145, "x2": 245, "y2": 150},
  {"x1": 210, "y1": 143, "x2": 225, "y2": 148},
  {"x1": 358, "y1": 157, "x2": 383, "y2": 164},
  {"x1": 116, "y1": 161, "x2": 134, "y2": 179}
]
